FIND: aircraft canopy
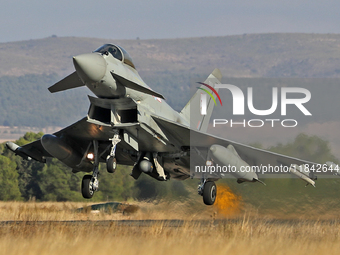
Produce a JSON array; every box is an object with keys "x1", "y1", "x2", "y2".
[{"x1": 94, "y1": 44, "x2": 135, "y2": 69}]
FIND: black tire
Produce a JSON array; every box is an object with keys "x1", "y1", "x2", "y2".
[
  {"x1": 81, "y1": 175, "x2": 94, "y2": 199},
  {"x1": 106, "y1": 156, "x2": 117, "y2": 173},
  {"x1": 203, "y1": 181, "x2": 216, "y2": 205}
]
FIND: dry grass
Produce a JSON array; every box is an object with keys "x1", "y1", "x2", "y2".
[
  {"x1": 0, "y1": 215, "x2": 339, "y2": 255},
  {"x1": 0, "y1": 201, "x2": 339, "y2": 254}
]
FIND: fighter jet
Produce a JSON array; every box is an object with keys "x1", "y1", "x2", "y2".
[{"x1": 6, "y1": 44, "x2": 339, "y2": 205}]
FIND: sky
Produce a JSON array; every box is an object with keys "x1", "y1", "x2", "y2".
[{"x1": 0, "y1": 0, "x2": 339, "y2": 43}]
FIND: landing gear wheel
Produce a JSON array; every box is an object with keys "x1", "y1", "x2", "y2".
[
  {"x1": 82, "y1": 175, "x2": 94, "y2": 199},
  {"x1": 106, "y1": 156, "x2": 117, "y2": 173},
  {"x1": 203, "y1": 181, "x2": 216, "y2": 205}
]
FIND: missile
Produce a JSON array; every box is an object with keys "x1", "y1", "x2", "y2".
[
  {"x1": 209, "y1": 144, "x2": 259, "y2": 182},
  {"x1": 139, "y1": 159, "x2": 153, "y2": 173},
  {"x1": 139, "y1": 153, "x2": 154, "y2": 173},
  {"x1": 6, "y1": 142, "x2": 32, "y2": 161},
  {"x1": 6, "y1": 141, "x2": 46, "y2": 162},
  {"x1": 41, "y1": 134, "x2": 92, "y2": 172},
  {"x1": 289, "y1": 164, "x2": 315, "y2": 187}
]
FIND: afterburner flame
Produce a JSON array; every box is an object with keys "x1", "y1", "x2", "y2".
[{"x1": 214, "y1": 184, "x2": 242, "y2": 215}]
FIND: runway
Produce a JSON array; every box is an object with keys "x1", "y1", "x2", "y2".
[{"x1": 0, "y1": 218, "x2": 338, "y2": 227}]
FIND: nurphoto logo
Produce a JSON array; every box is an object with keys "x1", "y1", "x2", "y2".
[{"x1": 199, "y1": 82, "x2": 311, "y2": 128}]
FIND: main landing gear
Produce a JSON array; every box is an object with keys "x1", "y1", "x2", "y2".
[
  {"x1": 81, "y1": 174, "x2": 97, "y2": 199},
  {"x1": 82, "y1": 140, "x2": 99, "y2": 199},
  {"x1": 198, "y1": 179, "x2": 217, "y2": 205},
  {"x1": 81, "y1": 131, "x2": 121, "y2": 199}
]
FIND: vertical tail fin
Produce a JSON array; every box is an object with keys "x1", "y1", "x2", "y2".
[{"x1": 180, "y1": 68, "x2": 222, "y2": 132}]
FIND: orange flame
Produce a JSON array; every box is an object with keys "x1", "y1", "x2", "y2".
[{"x1": 214, "y1": 184, "x2": 242, "y2": 216}]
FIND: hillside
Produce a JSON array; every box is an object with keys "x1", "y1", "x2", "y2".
[{"x1": 2, "y1": 33, "x2": 340, "y2": 78}]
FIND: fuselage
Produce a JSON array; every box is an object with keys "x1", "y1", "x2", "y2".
[{"x1": 72, "y1": 44, "x2": 191, "y2": 178}]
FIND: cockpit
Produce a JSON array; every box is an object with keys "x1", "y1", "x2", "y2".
[{"x1": 94, "y1": 44, "x2": 135, "y2": 69}]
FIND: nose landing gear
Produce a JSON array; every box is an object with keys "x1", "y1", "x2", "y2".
[{"x1": 106, "y1": 131, "x2": 120, "y2": 173}]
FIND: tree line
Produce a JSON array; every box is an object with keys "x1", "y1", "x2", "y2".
[
  {"x1": 0, "y1": 132, "x2": 189, "y2": 201},
  {"x1": 0, "y1": 132, "x2": 338, "y2": 202}
]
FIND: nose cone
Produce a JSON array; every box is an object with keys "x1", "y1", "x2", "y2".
[{"x1": 73, "y1": 53, "x2": 106, "y2": 83}]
